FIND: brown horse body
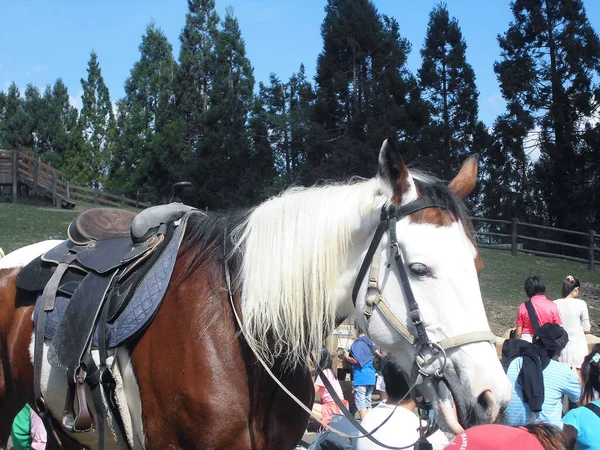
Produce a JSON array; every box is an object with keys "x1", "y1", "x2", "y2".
[{"x1": 0, "y1": 244, "x2": 313, "y2": 449}]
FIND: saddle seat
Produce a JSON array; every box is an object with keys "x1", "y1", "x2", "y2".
[{"x1": 68, "y1": 208, "x2": 136, "y2": 244}]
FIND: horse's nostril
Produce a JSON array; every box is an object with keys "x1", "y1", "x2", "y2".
[{"x1": 477, "y1": 389, "x2": 494, "y2": 412}]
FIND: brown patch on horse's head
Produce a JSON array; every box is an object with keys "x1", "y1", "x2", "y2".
[{"x1": 410, "y1": 155, "x2": 483, "y2": 274}]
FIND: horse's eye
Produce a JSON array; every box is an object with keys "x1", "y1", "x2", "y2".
[{"x1": 409, "y1": 263, "x2": 429, "y2": 277}]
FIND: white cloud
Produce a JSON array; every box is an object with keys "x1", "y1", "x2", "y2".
[
  {"x1": 31, "y1": 65, "x2": 47, "y2": 72},
  {"x1": 524, "y1": 126, "x2": 542, "y2": 163},
  {"x1": 69, "y1": 90, "x2": 83, "y2": 111},
  {"x1": 487, "y1": 93, "x2": 504, "y2": 106}
]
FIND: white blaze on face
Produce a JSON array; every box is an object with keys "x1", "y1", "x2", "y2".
[
  {"x1": 0, "y1": 240, "x2": 63, "y2": 270},
  {"x1": 359, "y1": 218, "x2": 511, "y2": 430}
]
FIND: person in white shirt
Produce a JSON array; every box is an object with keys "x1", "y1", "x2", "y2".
[{"x1": 356, "y1": 355, "x2": 448, "y2": 450}]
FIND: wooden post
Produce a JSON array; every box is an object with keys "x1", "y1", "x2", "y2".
[
  {"x1": 511, "y1": 217, "x2": 518, "y2": 257},
  {"x1": 52, "y1": 170, "x2": 58, "y2": 207},
  {"x1": 136, "y1": 190, "x2": 139, "y2": 209},
  {"x1": 93, "y1": 188, "x2": 98, "y2": 204},
  {"x1": 32, "y1": 159, "x2": 39, "y2": 198},
  {"x1": 11, "y1": 150, "x2": 18, "y2": 203},
  {"x1": 66, "y1": 181, "x2": 70, "y2": 201},
  {"x1": 120, "y1": 194, "x2": 125, "y2": 207},
  {"x1": 589, "y1": 230, "x2": 595, "y2": 271}
]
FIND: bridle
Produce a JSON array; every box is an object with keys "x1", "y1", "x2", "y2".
[{"x1": 352, "y1": 198, "x2": 497, "y2": 384}]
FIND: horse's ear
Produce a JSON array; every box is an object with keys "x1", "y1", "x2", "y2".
[
  {"x1": 449, "y1": 155, "x2": 478, "y2": 199},
  {"x1": 378, "y1": 139, "x2": 411, "y2": 202}
]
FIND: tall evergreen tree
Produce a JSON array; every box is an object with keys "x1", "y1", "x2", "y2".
[
  {"x1": 0, "y1": 83, "x2": 30, "y2": 150},
  {"x1": 418, "y1": 3, "x2": 480, "y2": 180},
  {"x1": 176, "y1": 0, "x2": 219, "y2": 163},
  {"x1": 43, "y1": 79, "x2": 81, "y2": 170},
  {"x1": 109, "y1": 23, "x2": 178, "y2": 201},
  {"x1": 68, "y1": 51, "x2": 115, "y2": 188},
  {"x1": 309, "y1": 0, "x2": 428, "y2": 182},
  {"x1": 495, "y1": 0, "x2": 600, "y2": 230},
  {"x1": 199, "y1": 7, "x2": 255, "y2": 208}
]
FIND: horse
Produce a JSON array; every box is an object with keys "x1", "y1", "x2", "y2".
[{"x1": 0, "y1": 140, "x2": 512, "y2": 450}]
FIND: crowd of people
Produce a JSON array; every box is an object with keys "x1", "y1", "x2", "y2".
[{"x1": 309, "y1": 274, "x2": 599, "y2": 450}]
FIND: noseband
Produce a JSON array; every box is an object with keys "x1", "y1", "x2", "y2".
[{"x1": 351, "y1": 199, "x2": 496, "y2": 380}]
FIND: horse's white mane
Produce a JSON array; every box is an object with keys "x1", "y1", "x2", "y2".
[{"x1": 232, "y1": 178, "x2": 383, "y2": 367}]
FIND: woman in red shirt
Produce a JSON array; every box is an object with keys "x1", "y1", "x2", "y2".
[{"x1": 514, "y1": 276, "x2": 562, "y2": 342}]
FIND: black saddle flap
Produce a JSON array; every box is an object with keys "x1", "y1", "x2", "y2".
[
  {"x1": 16, "y1": 256, "x2": 54, "y2": 293},
  {"x1": 48, "y1": 271, "x2": 116, "y2": 370}
]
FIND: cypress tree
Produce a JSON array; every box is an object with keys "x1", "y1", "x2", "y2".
[
  {"x1": 109, "y1": 23, "x2": 178, "y2": 201},
  {"x1": 0, "y1": 83, "x2": 31, "y2": 150},
  {"x1": 418, "y1": 3, "x2": 480, "y2": 180},
  {"x1": 70, "y1": 51, "x2": 115, "y2": 188},
  {"x1": 200, "y1": 7, "x2": 255, "y2": 208},
  {"x1": 176, "y1": 0, "x2": 219, "y2": 169},
  {"x1": 310, "y1": 0, "x2": 428, "y2": 182},
  {"x1": 495, "y1": 0, "x2": 600, "y2": 230}
]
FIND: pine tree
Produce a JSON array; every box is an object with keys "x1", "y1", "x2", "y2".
[
  {"x1": 310, "y1": 0, "x2": 428, "y2": 182},
  {"x1": 0, "y1": 83, "x2": 30, "y2": 150},
  {"x1": 70, "y1": 51, "x2": 115, "y2": 188},
  {"x1": 109, "y1": 23, "x2": 178, "y2": 201},
  {"x1": 44, "y1": 79, "x2": 81, "y2": 170},
  {"x1": 418, "y1": 3, "x2": 480, "y2": 180},
  {"x1": 200, "y1": 6, "x2": 255, "y2": 208},
  {"x1": 495, "y1": 0, "x2": 600, "y2": 230},
  {"x1": 176, "y1": 0, "x2": 219, "y2": 164}
]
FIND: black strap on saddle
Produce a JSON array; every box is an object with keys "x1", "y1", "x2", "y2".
[
  {"x1": 524, "y1": 300, "x2": 540, "y2": 333},
  {"x1": 585, "y1": 402, "x2": 600, "y2": 419}
]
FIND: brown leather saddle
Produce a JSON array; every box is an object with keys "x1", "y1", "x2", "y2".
[{"x1": 30, "y1": 203, "x2": 195, "y2": 441}]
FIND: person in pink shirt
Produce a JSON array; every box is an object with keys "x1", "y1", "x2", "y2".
[
  {"x1": 312, "y1": 347, "x2": 349, "y2": 427},
  {"x1": 514, "y1": 276, "x2": 562, "y2": 342}
]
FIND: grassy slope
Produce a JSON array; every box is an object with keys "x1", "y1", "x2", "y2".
[
  {"x1": 479, "y1": 248, "x2": 600, "y2": 335},
  {"x1": 1, "y1": 203, "x2": 598, "y2": 334}
]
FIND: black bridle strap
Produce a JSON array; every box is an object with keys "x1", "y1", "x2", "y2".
[
  {"x1": 351, "y1": 199, "x2": 444, "y2": 306},
  {"x1": 352, "y1": 199, "x2": 447, "y2": 346}
]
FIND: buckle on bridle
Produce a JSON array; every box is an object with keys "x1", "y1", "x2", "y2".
[{"x1": 416, "y1": 343, "x2": 447, "y2": 379}]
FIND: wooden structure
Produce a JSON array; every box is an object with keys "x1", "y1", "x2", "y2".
[
  {"x1": 0, "y1": 149, "x2": 74, "y2": 208},
  {"x1": 473, "y1": 217, "x2": 600, "y2": 270},
  {"x1": 0, "y1": 150, "x2": 151, "y2": 210}
]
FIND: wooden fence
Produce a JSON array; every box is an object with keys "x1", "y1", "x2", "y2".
[
  {"x1": 0, "y1": 150, "x2": 151, "y2": 210},
  {"x1": 472, "y1": 217, "x2": 599, "y2": 270}
]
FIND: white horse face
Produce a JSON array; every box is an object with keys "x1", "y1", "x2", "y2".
[{"x1": 354, "y1": 140, "x2": 511, "y2": 434}]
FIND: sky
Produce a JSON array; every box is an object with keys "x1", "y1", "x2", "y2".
[{"x1": 1, "y1": 0, "x2": 600, "y2": 127}]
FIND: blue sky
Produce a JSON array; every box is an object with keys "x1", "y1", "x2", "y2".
[{"x1": 1, "y1": 0, "x2": 599, "y2": 127}]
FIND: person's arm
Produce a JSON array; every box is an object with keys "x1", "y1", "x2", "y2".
[
  {"x1": 375, "y1": 349, "x2": 385, "y2": 358},
  {"x1": 581, "y1": 304, "x2": 591, "y2": 334},
  {"x1": 513, "y1": 326, "x2": 523, "y2": 339},
  {"x1": 514, "y1": 304, "x2": 525, "y2": 338},
  {"x1": 562, "y1": 424, "x2": 578, "y2": 450},
  {"x1": 564, "y1": 369, "x2": 582, "y2": 403},
  {"x1": 344, "y1": 354, "x2": 358, "y2": 365}
]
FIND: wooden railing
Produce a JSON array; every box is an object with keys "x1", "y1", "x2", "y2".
[
  {"x1": 0, "y1": 150, "x2": 151, "y2": 210},
  {"x1": 69, "y1": 184, "x2": 151, "y2": 209},
  {"x1": 472, "y1": 217, "x2": 599, "y2": 270}
]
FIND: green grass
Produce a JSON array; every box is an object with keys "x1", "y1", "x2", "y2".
[
  {"x1": 0, "y1": 203, "x2": 78, "y2": 253},
  {"x1": 479, "y1": 248, "x2": 600, "y2": 335},
  {"x1": 1, "y1": 202, "x2": 598, "y2": 335}
]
